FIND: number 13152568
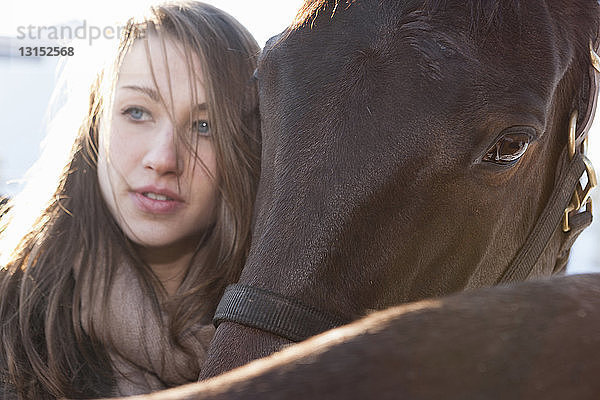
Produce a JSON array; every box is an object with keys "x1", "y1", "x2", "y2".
[{"x1": 19, "y1": 47, "x2": 75, "y2": 56}]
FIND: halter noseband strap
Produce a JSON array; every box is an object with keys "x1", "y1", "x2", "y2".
[{"x1": 214, "y1": 284, "x2": 351, "y2": 342}]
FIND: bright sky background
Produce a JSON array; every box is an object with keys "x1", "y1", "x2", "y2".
[{"x1": 1, "y1": 0, "x2": 304, "y2": 47}]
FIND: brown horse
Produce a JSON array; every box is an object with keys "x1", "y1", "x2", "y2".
[
  {"x1": 200, "y1": 0, "x2": 600, "y2": 376},
  {"x1": 112, "y1": 0, "x2": 600, "y2": 398}
]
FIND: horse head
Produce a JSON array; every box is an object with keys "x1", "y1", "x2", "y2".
[{"x1": 202, "y1": 0, "x2": 600, "y2": 377}]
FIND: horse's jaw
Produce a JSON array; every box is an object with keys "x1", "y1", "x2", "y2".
[{"x1": 200, "y1": 322, "x2": 291, "y2": 379}]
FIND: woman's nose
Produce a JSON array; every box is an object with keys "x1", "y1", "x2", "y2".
[{"x1": 142, "y1": 123, "x2": 182, "y2": 176}]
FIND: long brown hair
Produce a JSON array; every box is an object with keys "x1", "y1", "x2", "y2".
[{"x1": 0, "y1": 2, "x2": 261, "y2": 398}]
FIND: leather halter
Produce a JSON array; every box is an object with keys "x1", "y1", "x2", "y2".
[
  {"x1": 496, "y1": 42, "x2": 599, "y2": 283},
  {"x1": 214, "y1": 42, "x2": 600, "y2": 343},
  {"x1": 214, "y1": 284, "x2": 351, "y2": 341}
]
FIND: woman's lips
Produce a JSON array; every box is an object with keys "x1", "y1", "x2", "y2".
[{"x1": 130, "y1": 189, "x2": 184, "y2": 214}]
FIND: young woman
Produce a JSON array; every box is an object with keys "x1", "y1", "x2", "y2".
[{"x1": 0, "y1": 2, "x2": 261, "y2": 398}]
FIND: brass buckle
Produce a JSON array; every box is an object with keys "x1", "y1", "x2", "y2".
[
  {"x1": 562, "y1": 111, "x2": 598, "y2": 232},
  {"x1": 591, "y1": 41, "x2": 600, "y2": 73}
]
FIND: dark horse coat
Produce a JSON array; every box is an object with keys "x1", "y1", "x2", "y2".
[
  {"x1": 114, "y1": 274, "x2": 600, "y2": 399},
  {"x1": 117, "y1": 0, "x2": 600, "y2": 398}
]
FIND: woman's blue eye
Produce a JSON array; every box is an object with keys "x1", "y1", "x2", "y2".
[
  {"x1": 123, "y1": 107, "x2": 150, "y2": 121},
  {"x1": 193, "y1": 120, "x2": 210, "y2": 136}
]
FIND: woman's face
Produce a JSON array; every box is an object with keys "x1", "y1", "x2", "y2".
[{"x1": 97, "y1": 35, "x2": 218, "y2": 252}]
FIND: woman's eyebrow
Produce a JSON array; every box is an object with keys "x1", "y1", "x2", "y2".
[
  {"x1": 119, "y1": 86, "x2": 207, "y2": 109},
  {"x1": 120, "y1": 85, "x2": 161, "y2": 102},
  {"x1": 119, "y1": 85, "x2": 208, "y2": 113}
]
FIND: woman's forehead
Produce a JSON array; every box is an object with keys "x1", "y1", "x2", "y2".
[{"x1": 116, "y1": 35, "x2": 206, "y2": 103}]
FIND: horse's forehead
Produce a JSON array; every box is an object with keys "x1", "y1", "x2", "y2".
[
  {"x1": 262, "y1": 3, "x2": 559, "y2": 88},
  {"x1": 258, "y1": 2, "x2": 559, "y2": 137}
]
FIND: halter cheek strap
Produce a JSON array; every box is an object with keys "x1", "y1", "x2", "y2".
[
  {"x1": 497, "y1": 42, "x2": 599, "y2": 283},
  {"x1": 496, "y1": 147, "x2": 593, "y2": 283}
]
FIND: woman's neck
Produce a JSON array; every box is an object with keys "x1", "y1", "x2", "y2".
[{"x1": 135, "y1": 237, "x2": 200, "y2": 296}]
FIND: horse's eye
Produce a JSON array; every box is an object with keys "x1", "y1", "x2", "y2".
[{"x1": 483, "y1": 132, "x2": 532, "y2": 166}]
